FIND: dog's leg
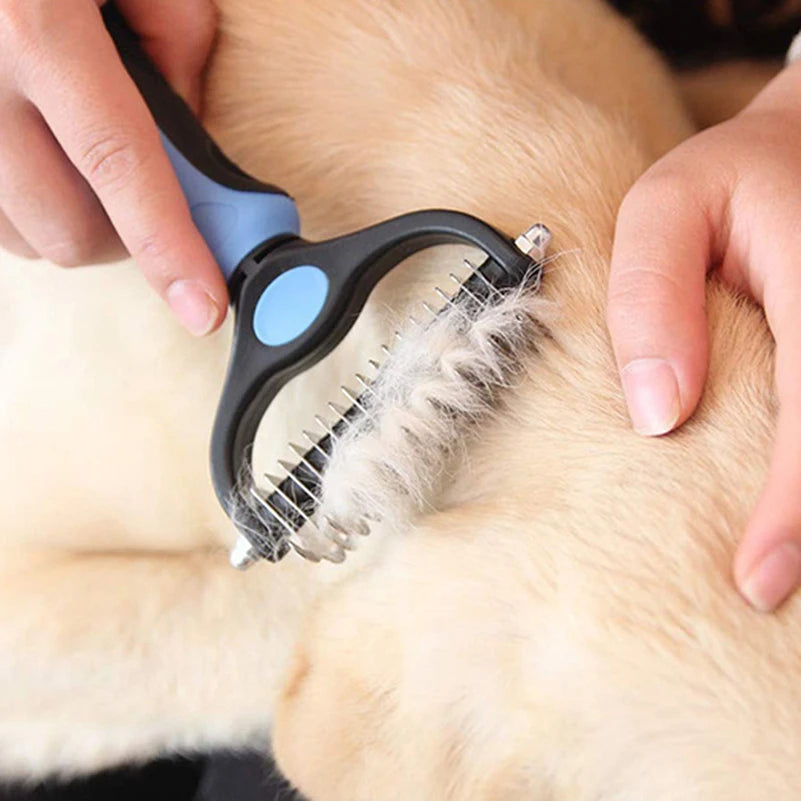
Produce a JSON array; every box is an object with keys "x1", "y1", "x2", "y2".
[{"x1": 0, "y1": 548, "x2": 325, "y2": 779}]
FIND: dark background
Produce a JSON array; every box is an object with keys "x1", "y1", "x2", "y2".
[{"x1": 0, "y1": 753, "x2": 303, "y2": 801}]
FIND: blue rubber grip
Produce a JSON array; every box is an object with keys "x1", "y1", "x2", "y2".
[
  {"x1": 161, "y1": 135, "x2": 300, "y2": 282},
  {"x1": 251, "y1": 265, "x2": 329, "y2": 346}
]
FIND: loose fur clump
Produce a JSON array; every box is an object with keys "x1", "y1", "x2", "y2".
[
  {"x1": 228, "y1": 456, "x2": 294, "y2": 562},
  {"x1": 295, "y1": 283, "x2": 552, "y2": 558}
]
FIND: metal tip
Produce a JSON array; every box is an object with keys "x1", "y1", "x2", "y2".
[
  {"x1": 289, "y1": 442, "x2": 307, "y2": 457},
  {"x1": 278, "y1": 459, "x2": 297, "y2": 474},
  {"x1": 327, "y1": 401, "x2": 347, "y2": 417},
  {"x1": 302, "y1": 429, "x2": 319, "y2": 443},
  {"x1": 355, "y1": 373, "x2": 370, "y2": 387},
  {"x1": 321, "y1": 546, "x2": 347, "y2": 564},
  {"x1": 381, "y1": 345, "x2": 391, "y2": 356},
  {"x1": 514, "y1": 223, "x2": 552, "y2": 259},
  {"x1": 368, "y1": 359, "x2": 381, "y2": 370},
  {"x1": 229, "y1": 535, "x2": 259, "y2": 570},
  {"x1": 264, "y1": 473, "x2": 284, "y2": 490}
]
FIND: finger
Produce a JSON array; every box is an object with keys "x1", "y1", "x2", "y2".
[
  {"x1": 0, "y1": 208, "x2": 37, "y2": 259},
  {"x1": 735, "y1": 285, "x2": 801, "y2": 612},
  {"x1": 18, "y1": 2, "x2": 227, "y2": 334},
  {"x1": 608, "y1": 170, "x2": 713, "y2": 436},
  {"x1": 0, "y1": 98, "x2": 119, "y2": 266},
  {"x1": 112, "y1": 0, "x2": 217, "y2": 113}
]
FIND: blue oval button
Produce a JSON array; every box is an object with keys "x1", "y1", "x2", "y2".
[{"x1": 253, "y1": 266, "x2": 329, "y2": 346}]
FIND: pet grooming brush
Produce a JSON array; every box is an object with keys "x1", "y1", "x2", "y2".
[{"x1": 105, "y1": 4, "x2": 550, "y2": 569}]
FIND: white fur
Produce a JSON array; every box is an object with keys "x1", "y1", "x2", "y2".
[{"x1": 310, "y1": 285, "x2": 553, "y2": 559}]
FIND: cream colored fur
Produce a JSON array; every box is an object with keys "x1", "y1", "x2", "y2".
[{"x1": 0, "y1": 0, "x2": 793, "y2": 797}]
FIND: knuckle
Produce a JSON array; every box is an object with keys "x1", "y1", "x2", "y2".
[
  {"x1": 621, "y1": 167, "x2": 692, "y2": 218},
  {"x1": 76, "y1": 128, "x2": 146, "y2": 192},
  {"x1": 606, "y1": 268, "x2": 685, "y2": 335},
  {"x1": 189, "y1": 2, "x2": 218, "y2": 47},
  {"x1": 40, "y1": 239, "x2": 91, "y2": 268},
  {"x1": 0, "y1": 1, "x2": 32, "y2": 48},
  {"x1": 0, "y1": 234, "x2": 35, "y2": 259},
  {"x1": 37, "y1": 219, "x2": 112, "y2": 268},
  {"x1": 162, "y1": 1, "x2": 217, "y2": 54},
  {"x1": 129, "y1": 231, "x2": 177, "y2": 281},
  {"x1": 0, "y1": 1, "x2": 57, "y2": 71}
]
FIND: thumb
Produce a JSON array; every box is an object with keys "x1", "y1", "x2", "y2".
[
  {"x1": 608, "y1": 172, "x2": 713, "y2": 436},
  {"x1": 112, "y1": 0, "x2": 217, "y2": 112}
]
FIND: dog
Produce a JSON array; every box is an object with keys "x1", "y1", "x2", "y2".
[{"x1": 0, "y1": 0, "x2": 795, "y2": 798}]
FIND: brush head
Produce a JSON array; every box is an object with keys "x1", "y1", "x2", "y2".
[{"x1": 228, "y1": 224, "x2": 551, "y2": 568}]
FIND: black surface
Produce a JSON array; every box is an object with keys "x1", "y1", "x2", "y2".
[
  {"x1": 610, "y1": 0, "x2": 801, "y2": 65},
  {"x1": 0, "y1": 754, "x2": 302, "y2": 801}
]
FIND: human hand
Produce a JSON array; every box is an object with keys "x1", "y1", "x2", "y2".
[
  {"x1": 0, "y1": 0, "x2": 227, "y2": 335},
  {"x1": 608, "y1": 60, "x2": 801, "y2": 613}
]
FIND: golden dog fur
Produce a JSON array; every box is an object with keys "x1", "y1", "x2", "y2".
[{"x1": 0, "y1": 0, "x2": 795, "y2": 797}]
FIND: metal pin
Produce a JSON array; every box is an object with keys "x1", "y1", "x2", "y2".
[
  {"x1": 248, "y1": 487, "x2": 297, "y2": 535},
  {"x1": 286, "y1": 536, "x2": 323, "y2": 563},
  {"x1": 278, "y1": 460, "x2": 319, "y2": 504},
  {"x1": 322, "y1": 516, "x2": 356, "y2": 550},
  {"x1": 314, "y1": 415, "x2": 336, "y2": 438},
  {"x1": 394, "y1": 330, "x2": 404, "y2": 342},
  {"x1": 341, "y1": 386, "x2": 365, "y2": 408},
  {"x1": 264, "y1": 473, "x2": 318, "y2": 530},
  {"x1": 421, "y1": 300, "x2": 439, "y2": 319},
  {"x1": 381, "y1": 345, "x2": 391, "y2": 357},
  {"x1": 434, "y1": 287, "x2": 470, "y2": 323},
  {"x1": 302, "y1": 429, "x2": 331, "y2": 459},
  {"x1": 470, "y1": 268, "x2": 497, "y2": 292},
  {"x1": 289, "y1": 443, "x2": 325, "y2": 479},
  {"x1": 354, "y1": 373, "x2": 374, "y2": 394},
  {"x1": 340, "y1": 385, "x2": 360, "y2": 402},
  {"x1": 449, "y1": 273, "x2": 485, "y2": 307},
  {"x1": 320, "y1": 546, "x2": 347, "y2": 564},
  {"x1": 368, "y1": 359, "x2": 381, "y2": 371},
  {"x1": 434, "y1": 286, "x2": 456, "y2": 306},
  {"x1": 327, "y1": 401, "x2": 350, "y2": 419},
  {"x1": 340, "y1": 386, "x2": 373, "y2": 419}
]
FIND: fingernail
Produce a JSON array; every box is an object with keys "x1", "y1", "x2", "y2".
[
  {"x1": 740, "y1": 541, "x2": 801, "y2": 613},
  {"x1": 166, "y1": 280, "x2": 219, "y2": 336},
  {"x1": 621, "y1": 358, "x2": 680, "y2": 436}
]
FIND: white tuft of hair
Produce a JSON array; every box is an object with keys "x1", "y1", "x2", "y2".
[{"x1": 293, "y1": 282, "x2": 552, "y2": 560}]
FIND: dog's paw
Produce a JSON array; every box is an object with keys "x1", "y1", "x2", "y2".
[{"x1": 271, "y1": 512, "x2": 550, "y2": 801}]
